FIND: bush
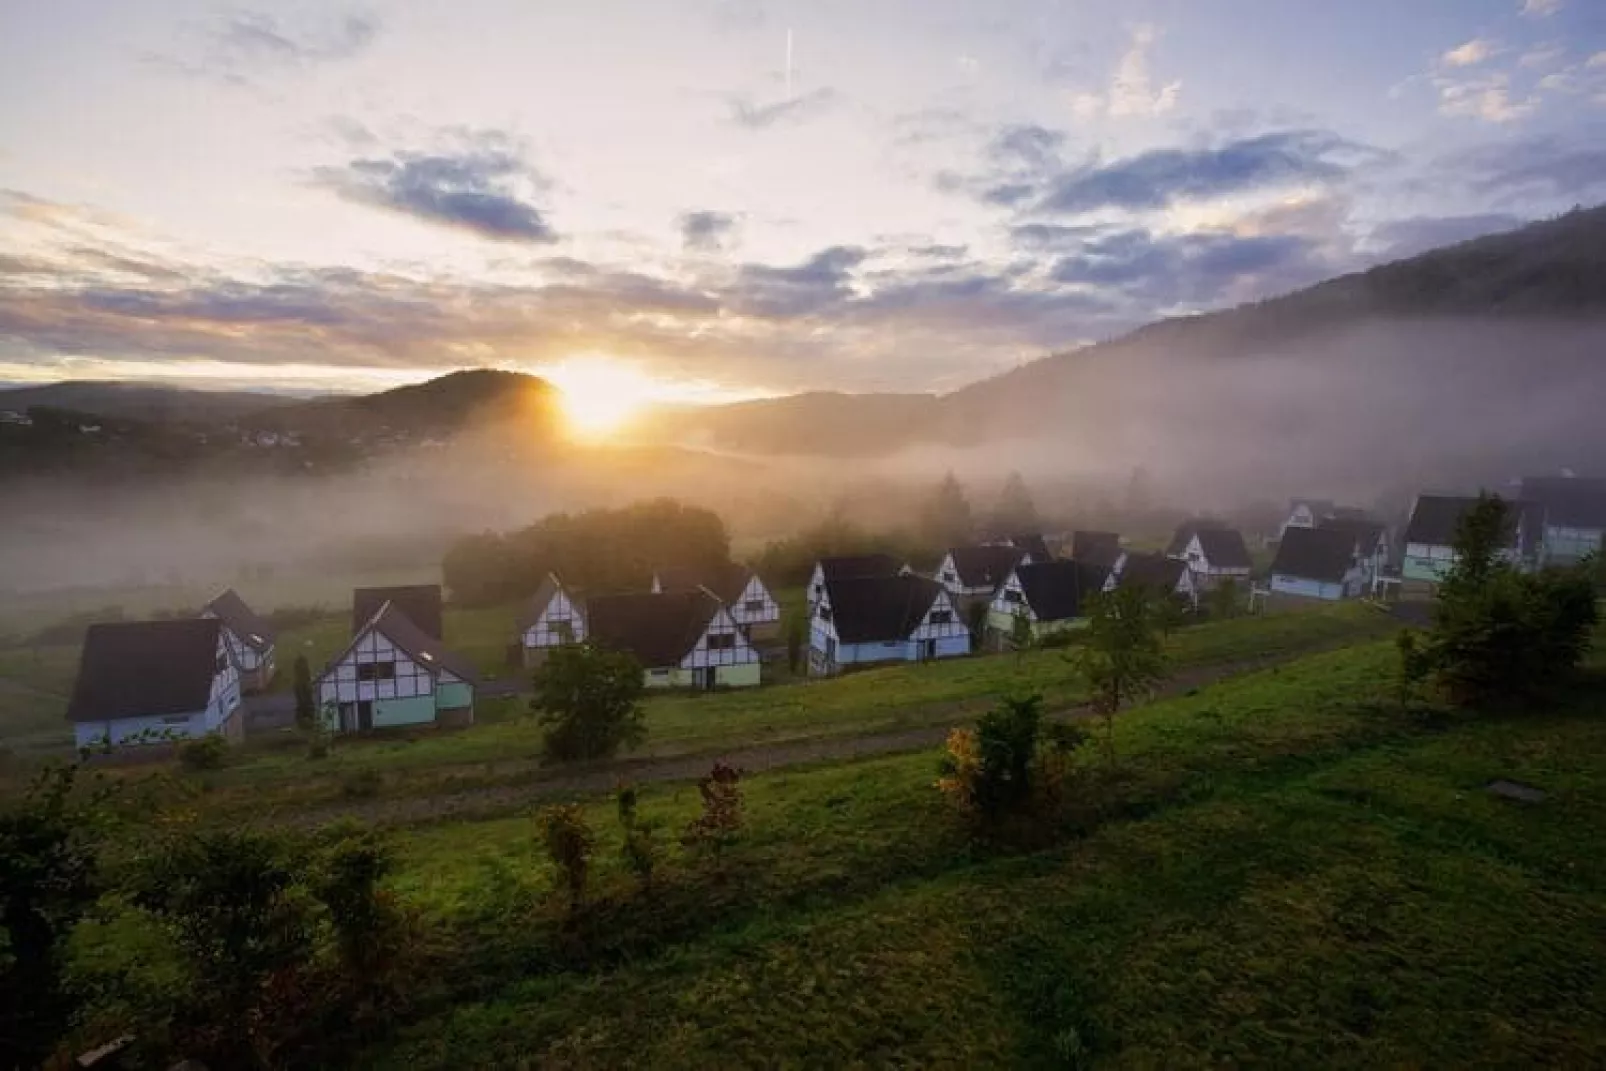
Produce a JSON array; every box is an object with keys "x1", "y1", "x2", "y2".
[
  {"x1": 615, "y1": 785, "x2": 659, "y2": 891},
  {"x1": 938, "y1": 694, "x2": 1042, "y2": 819},
  {"x1": 531, "y1": 644, "x2": 647, "y2": 762},
  {"x1": 177, "y1": 733, "x2": 228, "y2": 772},
  {"x1": 535, "y1": 804, "x2": 595, "y2": 912},
  {"x1": 310, "y1": 823, "x2": 402, "y2": 979},
  {"x1": 340, "y1": 769, "x2": 382, "y2": 799},
  {"x1": 683, "y1": 762, "x2": 744, "y2": 854}
]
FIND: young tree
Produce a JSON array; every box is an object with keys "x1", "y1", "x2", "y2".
[
  {"x1": 1077, "y1": 586, "x2": 1167, "y2": 765},
  {"x1": 530, "y1": 643, "x2": 647, "y2": 762},
  {"x1": 1010, "y1": 610, "x2": 1035, "y2": 661},
  {"x1": 992, "y1": 471, "x2": 1040, "y2": 534},
  {"x1": 535, "y1": 805, "x2": 595, "y2": 913},
  {"x1": 921, "y1": 472, "x2": 974, "y2": 547},
  {"x1": 292, "y1": 653, "x2": 316, "y2": 732},
  {"x1": 785, "y1": 607, "x2": 806, "y2": 675},
  {"x1": 0, "y1": 765, "x2": 107, "y2": 1070}
]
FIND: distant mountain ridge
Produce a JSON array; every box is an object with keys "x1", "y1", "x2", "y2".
[{"x1": 0, "y1": 381, "x2": 301, "y2": 424}]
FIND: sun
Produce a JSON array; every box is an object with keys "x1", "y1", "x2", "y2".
[{"x1": 542, "y1": 357, "x2": 663, "y2": 439}]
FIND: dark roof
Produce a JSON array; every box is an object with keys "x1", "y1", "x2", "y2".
[
  {"x1": 1071, "y1": 530, "x2": 1122, "y2": 566},
  {"x1": 1116, "y1": 553, "x2": 1189, "y2": 595},
  {"x1": 1519, "y1": 476, "x2": 1606, "y2": 529},
  {"x1": 816, "y1": 554, "x2": 904, "y2": 583},
  {"x1": 516, "y1": 573, "x2": 566, "y2": 632},
  {"x1": 68, "y1": 618, "x2": 222, "y2": 722},
  {"x1": 1271, "y1": 526, "x2": 1358, "y2": 584},
  {"x1": 1317, "y1": 516, "x2": 1387, "y2": 555},
  {"x1": 1288, "y1": 497, "x2": 1336, "y2": 517},
  {"x1": 360, "y1": 602, "x2": 480, "y2": 683},
  {"x1": 946, "y1": 544, "x2": 1025, "y2": 589},
  {"x1": 655, "y1": 562, "x2": 757, "y2": 603},
  {"x1": 1007, "y1": 534, "x2": 1053, "y2": 563},
  {"x1": 587, "y1": 590, "x2": 721, "y2": 668},
  {"x1": 825, "y1": 574, "x2": 946, "y2": 644},
  {"x1": 353, "y1": 584, "x2": 442, "y2": 640},
  {"x1": 1013, "y1": 560, "x2": 1107, "y2": 621},
  {"x1": 1164, "y1": 518, "x2": 1229, "y2": 557},
  {"x1": 1190, "y1": 527, "x2": 1253, "y2": 569},
  {"x1": 205, "y1": 588, "x2": 274, "y2": 651},
  {"x1": 1403, "y1": 494, "x2": 1520, "y2": 548}
]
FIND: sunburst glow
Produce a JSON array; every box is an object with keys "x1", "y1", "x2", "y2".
[{"x1": 539, "y1": 356, "x2": 769, "y2": 439}]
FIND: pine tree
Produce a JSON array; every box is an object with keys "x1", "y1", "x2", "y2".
[
  {"x1": 922, "y1": 472, "x2": 974, "y2": 547},
  {"x1": 992, "y1": 471, "x2": 1040, "y2": 534}
]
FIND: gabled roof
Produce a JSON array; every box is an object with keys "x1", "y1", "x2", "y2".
[
  {"x1": 815, "y1": 554, "x2": 904, "y2": 583},
  {"x1": 1164, "y1": 518, "x2": 1229, "y2": 557},
  {"x1": 587, "y1": 590, "x2": 722, "y2": 668},
  {"x1": 1013, "y1": 560, "x2": 1108, "y2": 622},
  {"x1": 945, "y1": 544, "x2": 1025, "y2": 589},
  {"x1": 1287, "y1": 497, "x2": 1336, "y2": 517},
  {"x1": 1116, "y1": 553, "x2": 1189, "y2": 595},
  {"x1": 1317, "y1": 515, "x2": 1387, "y2": 556},
  {"x1": 68, "y1": 618, "x2": 222, "y2": 722},
  {"x1": 1272, "y1": 526, "x2": 1359, "y2": 584},
  {"x1": 655, "y1": 562, "x2": 758, "y2": 603},
  {"x1": 353, "y1": 584, "x2": 442, "y2": 640},
  {"x1": 349, "y1": 602, "x2": 479, "y2": 684},
  {"x1": 1519, "y1": 476, "x2": 1606, "y2": 529},
  {"x1": 204, "y1": 588, "x2": 274, "y2": 651},
  {"x1": 516, "y1": 573, "x2": 575, "y2": 632},
  {"x1": 1189, "y1": 527, "x2": 1253, "y2": 570},
  {"x1": 1006, "y1": 534, "x2": 1053, "y2": 563},
  {"x1": 1403, "y1": 494, "x2": 1521, "y2": 548},
  {"x1": 1071, "y1": 530, "x2": 1122, "y2": 567},
  {"x1": 825, "y1": 574, "x2": 946, "y2": 644}
]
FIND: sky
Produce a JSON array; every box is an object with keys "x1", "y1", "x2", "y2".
[{"x1": 2, "y1": 0, "x2": 1606, "y2": 402}]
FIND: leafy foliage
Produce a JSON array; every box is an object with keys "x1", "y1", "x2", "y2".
[
  {"x1": 310, "y1": 822, "x2": 403, "y2": 978},
  {"x1": 531, "y1": 643, "x2": 647, "y2": 762},
  {"x1": 177, "y1": 732, "x2": 228, "y2": 772},
  {"x1": 1077, "y1": 586, "x2": 1167, "y2": 763},
  {"x1": 615, "y1": 785, "x2": 659, "y2": 891},
  {"x1": 535, "y1": 805, "x2": 595, "y2": 911},
  {"x1": 443, "y1": 498, "x2": 731, "y2": 606},
  {"x1": 684, "y1": 762, "x2": 744, "y2": 853},
  {"x1": 938, "y1": 695, "x2": 1090, "y2": 822}
]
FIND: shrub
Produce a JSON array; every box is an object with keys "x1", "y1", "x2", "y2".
[
  {"x1": 683, "y1": 762, "x2": 744, "y2": 854},
  {"x1": 531, "y1": 644, "x2": 647, "y2": 762},
  {"x1": 340, "y1": 769, "x2": 382, "y2": 799},
  {"x1": 937, "y1": 694, "x2": 1042, "y2": 819},
  {"x1": 177, "y1": 733, "x2": 228, "y2": 772},
  {"x1": 615, "y1": 785, "x2": 659, "y2": 891},
  {"x1": 310, "y1": 823, "x2": 402, "y2": 979},
  {"x1": 535, "y1": 804, "x2": 595, "y2": 911}
]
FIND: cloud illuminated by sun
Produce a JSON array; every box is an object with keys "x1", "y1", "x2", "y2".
[{"x1": 537, "y1": 355, "x2": 770, "y2": 439}]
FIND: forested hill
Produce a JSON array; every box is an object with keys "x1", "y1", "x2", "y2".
[{"x1": 639, "y1": 204, "x2": 1606, "y2": 464}]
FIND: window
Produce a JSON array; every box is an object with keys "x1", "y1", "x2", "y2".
[
  {"x1": 818, "y1": 605, "x2": 833, "y2": 621},
  {"x1": 1003, "y1": 589, "x2": 1023, "y2": 604},
  {"x1": 215, "y1": 653, "x2": 228, "y2": 673},
  {"x1": 929, "y1": 610, "x2": 953, "y2": 625},
  {"x1": 744, "y1": 598, "x2": 765, "y2": 613},
  {"x1": 649, "y1": 668, "x2": 670, "y2": 679},
  {"x1": 707, "y1": 633, "x2": 736, "y2": 650},
  {"x1": 357, "y1": 661, "x2": 396, "y2": 682},
  {"x1": 942, "y1": 570, "x2": 956, "y2": 583},
  {"x1": 547, "y1": 617, "x2": 574, "y2": 642}
]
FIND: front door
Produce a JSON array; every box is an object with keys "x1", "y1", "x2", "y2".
[
  {"x1": 700, "y1": 667, "x2": 718, "y2": 691},
  {"x1": 922, "y1": 638, "x2": 937, "y2": 661}
]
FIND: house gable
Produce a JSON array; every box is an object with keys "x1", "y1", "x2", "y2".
[
  {"x1": 679, "y1": 605, "x2": 761, "y2": 669},
  {"x1": 521, "y1": 579, "x2": 586, "y2": 649}
]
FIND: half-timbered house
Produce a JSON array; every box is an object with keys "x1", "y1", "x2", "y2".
[
  {"x1": 1269, "y1": 526, "x2": 1367, "y2": 602},
  {"x1": 809, "y1": 574, "x2": 969, "y2": 675},
  {"x1": 986, "y1": 559, "x2": 1109, "y2": 647},
  {"x1": 318, "y1": 602, "x2": 478, "y2": 733},
  {"x1": 352, "y1": 584, "x2": 443, "y2": 640},
  {"x1": 1070, "y1": 530, "x2": 1123, "y2": 569},
  {"x1": 1168, "y1": 526, "x2": 1253, "y2": 591},
  {"x1": 587, "y1": 589, "x2": 761, "y2": 689},
  {"x1": 202, "y1": 588, "x2": 276, "y2": 691},
  {"x1": 1316, "y1": 515, "x2": 1390, "y2": 595},
  {"x1": 653, "y1": 562, "x2": 782, "y2": 641},
  {"x1": 934, "y1": 545, "x2": 1026, "y2": 609},
  {"x1": 1105, "y1": 552, "x2": 1198, "y2": 606},
  {"x1": 516, "y1": 573, "x2": 586, "y2": 668},
  {"x1": 1401, "y1": 494, "x2": 1529, "y2": 591},
  {"x1": 68, "y1": 618, "x2": 243, "y2": 749},
  {"x1": 807, "y1": 554, "x2": 905, "y2": 610}
]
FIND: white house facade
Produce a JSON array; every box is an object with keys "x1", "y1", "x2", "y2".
[
  {"x1": 68, "y1": 619, "x2": 243, "y2": 750},
  {"x1": 318, "y1": 604, "x2": 476, "y2": 733}
]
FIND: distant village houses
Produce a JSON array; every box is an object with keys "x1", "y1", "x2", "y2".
[
  {"x1": 516, "y1": 573, "x2": 586, "y2": 668},
  {"x1": 318, "y1": 598, "x2": 477, "y2": 733},
  {"x1": 653, "y1": 562, "x2": 782, "y2": 641},
  {"x1": 810, "y1": 572, "x2": 969, "y2": 675},
  {"x1": 587, "y1": 589, "x2": 761, "y2": 689},
  {"x1": 202, "y1": 588, "x2": 276, "y2": 691},
  {"x1": 68, "y1": 619, "x2": 243, "y2": 750}
]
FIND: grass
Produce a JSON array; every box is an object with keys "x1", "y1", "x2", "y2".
[
  {"x1": 367, "y1": 642, "x2": 1606, "y2": 1067},
  {"x1": 172, "y1": 603, "x2": 1396, "y2": 812}
]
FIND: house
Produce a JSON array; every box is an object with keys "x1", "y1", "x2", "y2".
[
  {"x1": 987, "y1": 560, "x2": 1109, "y2": 647},
  {"x1": 1167, "y1": 526, "x2": 1253, "y2": 590},
  {"x1": 201, "y1": 588, "x2": 276, "y2": 691},
  {"x1": 1268, "y1": 526, "x2": 1367, "y2": 602},
  {"x1": 317, "y1": 602, "x2": 477, "y2": 733},
  {"x1": 1401, "y1": 494, "x2": 1529, "y2": 591},
  {"x1": 1316, "y1": 515, "x2": 1390, "y2": 594},
  {"x1": 810, "y1": 573, "x2": 969, "y2": 675},
  {"x1": 352, "y1": 584, "x2": 443, "y2": 640},
  {"x1": 653, "y1": 562, "x2": 782, "y2": 641},
  {"x1": 587, "y1": 589, "x2": 761, "y2": 689},
  {"x1": 1278, "y1": 498, "x2": 1336, "y2": 539},
  {"x1": 1071, "y1": 530, "x2": 1123, "y2": 569},
  {"x1": 934, "y1": 544, "x2": 1026, "y2": 607},
  {"x1": 990, "y1": 533, "x2": 1053, "y2": 564},
  {"x1": 1519, "y1": 476, "x2": 1606, "y2": 565},
  {"x1": 1105, "y1": 552, "x2": 1198, "y2": 606},
  {"x1": 516, "y1": 573, "x2": 585, "y2": 668},
  {"x1": 807, "y1": 554, "x2": 905, "y2": 610},
  {"x1": 67, "y1": 618, "x2": 243, "y2": 750}
]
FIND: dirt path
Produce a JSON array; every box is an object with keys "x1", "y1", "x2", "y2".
[{"x1": 288, "y1": 640, "x2": 1360, "y2": 829}]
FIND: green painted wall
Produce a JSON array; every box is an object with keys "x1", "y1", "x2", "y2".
[
  {"x1": 374, "y1": 694, "x2": 436, "y2": 728},
  {"x1": 436, "y1": 681, "x2": 473, "y2": 709},
  {"x1": 716, "y1": 662, "x2": 762, "y2": 688}
]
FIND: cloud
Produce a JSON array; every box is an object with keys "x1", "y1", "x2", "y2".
[
  {"x1": 1589, "y1": 52, "x2": 1606, "y2": 69},
  {"x1": 725, "y1": 245, "x2": 867, "y2": 317},
  {"x1": 313, "y1": 133, "x2": 557, "y2": 243},
  {"x1": 1521, "y1": 0, "x2": 1563, "y2": 16},
  {"x1": 1066, "y1": 23, "x2": 1181, "y2": 120},
  {"x1": 727, "y1": 88, "x2": 836, "y2": 129},
  {"x1": 990, "y1": 125, "x2": 1066, "y2": 172},
  {"x1": 1032, "y1": 130, "x2": 1372, "y2": 216},
  {"x1": 1443, "y1": 39, "x2": 1496, "y2": 68},
  {"x1": 1046, "y1": 228, "x2": 1329, "y2": 309},
  {"x1": 1458, "y1": 136, "x2": 1606, "y2": 199},
  {"x1": 679, "y1": 210, "x2": 741, "y2": 252},
  {"x1": 151, "y1": 7, "x2": 379, "y2": 85},
  {"x1": 1436, "y1": 70, "x2": 1538, "y2": 122}
]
